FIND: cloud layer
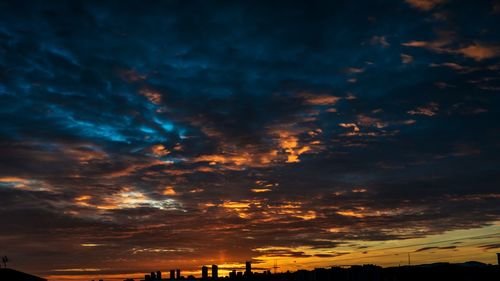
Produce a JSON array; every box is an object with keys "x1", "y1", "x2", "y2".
[{"x1": 0, "y1": 0, "x2": 499, "y2": 279}]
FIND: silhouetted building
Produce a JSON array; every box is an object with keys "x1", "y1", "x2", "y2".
[
  {"x1": 202, "y1": 266, "x2": 209, "y2": 279},
  {"x1": 176, "y1": 269, "x2": 181, "y2": 279},
  {"x1": 245, "y1": 261, "x2": 252, "y2": 276},
  {"x1": 497, "y1": 253, "x2": 500, "y2": 266},
  {"x1": 145, "y1": 274, "x2": 151, "y2": 281},
  {"x1": 157, "y1": 271, "x2": 162, "y2": 280},
  {"x1": 151, "y1": 272, "x2": 156, "y2": 280},
  {"x1": 0, "y1": 268, "x2": 47, "y2": 281},
  {"x1": 170, "y1": 270, "x2": 175, "y2": 279},
  {"x1": 212, "y1": 265, "x2": 218, "y2": 279},
  {"x1": 229, "y1": 270, "x2": 236, "y2": 279},
  {"x1": 236, "y1": 272, "x2": 243, "y2": 277}
]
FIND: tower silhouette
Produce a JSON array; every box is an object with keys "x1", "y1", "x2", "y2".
[
  {"x1": 245, "y1": 261, "x2": 252, "y2": 276},
  {"x1": 273, "y1": 260, "x2": 279, "y2": 274},
  {"x1": 212, "y1": 265, "x2": 218, "y2": 279},
  {"x1": 202, "y1": 266, "x2": 208, "y2": 279}
]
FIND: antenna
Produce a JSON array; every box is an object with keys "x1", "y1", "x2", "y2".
[
  {"x1": 273, "y1": 259, "x2": 279, "y2": 274},
  {"x1": 407, "y1": 253, "x2": 411, "y2": 266}
]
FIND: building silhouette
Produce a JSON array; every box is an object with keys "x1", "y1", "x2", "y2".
[
  {"x1": 245, "y1": 261, "x2": 252, "y2": 276},
  {"x1": 202, "y1": 266, "x2": 208, "y2": 279},
  {"x1": 212, "y1": 264, "x2": 218, "y2": 279},
  {"x1": 136, "y1": 254, "x2": 500, "y2": 281}
]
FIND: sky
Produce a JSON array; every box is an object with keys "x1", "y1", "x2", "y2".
[{"x1": 0, "y1": 0, "x2": 500, "y2": 280}]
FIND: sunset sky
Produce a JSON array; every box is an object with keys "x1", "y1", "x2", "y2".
[{"x1": 0, "y1": 1, "x2": 499, "y2": 280}]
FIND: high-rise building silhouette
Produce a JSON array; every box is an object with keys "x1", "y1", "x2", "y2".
[
  {"x1": 157, "y1": 271, "x2": 162, "y2": 280},
  {"x1": 176, "y1": 269, "x2": 181, "y2": 279},
  {"x1": 151, "y1": 272, "x2": 156, "y2": 280},
  {"x1": 497, "y1": 253, "x2": 500, "y2": 266},
  {"x1": 202, "y1": 266, "x2": 209, "y2": 279},
  {"x1": 245, "y1": 261, "x2": 252, "y2": 276},
  {"x1": 212, "y1": 264, "x2": 218, "y2": 279}
]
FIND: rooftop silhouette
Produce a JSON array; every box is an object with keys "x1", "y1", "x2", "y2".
[{"x1": 0, "y1": 268, "x2": 47, "y2": 281}]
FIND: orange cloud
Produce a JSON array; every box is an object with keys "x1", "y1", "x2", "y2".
[
  {"x1": 278, "y1": 133, "x2": 311, "y2": 163},
  {"x1": 404, "y1": 35, "x2": 499, "y2": 61},
  {"x1": 139, "y1": 88, "x2": 162, "y2": 104},
  {"x1": 151, "y1": 144, "x2": 170, "y2": 157},
  {"x1": 430, "y1": 62, "x2": 469, "y2": 72},
  {"x1": 357, "y1": 114, "x2": 387, "y2": 128},
  {"x1": 336, "y1": 210, "x2": 365, "y2": 218},
  {"x1": 407, "y1": 102, "x2": 439, "y2": 116},
  {"x1": 162, "y1": 186, "x2": 177, "y2": 196},
  {"x1": 299, "y1": 92, "x2": 341, "y2": 106},
  {"x1": 0, "y1": 177, "x2": 51, "y2": 191},
  {"x1": 339, "y1": 123, "x2": 360, "y2": 132},
  {"x1": 456, "y1": 43, "x2": 500, "y2": 61},
  {"x1": 405, "y1": 0, "x2": 446, "y2": 11},
  {"x1": 0, "y1": 177, "x2": 28, "y2": 183},
  {"x1": 344, "y1": 67, "x2": 365, "y2": 74}
]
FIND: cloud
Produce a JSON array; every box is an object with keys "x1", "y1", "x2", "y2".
[
  {"x1": 370, "y1": 36, "x2": 390, "y2": 48},
  {"x1": 344, "y1": 67, "x2": 365, "y2": 74},
  {"x1": 0, "y1": 1, "x2": 499, "y2": 278},
  {"x1": 414, "y1": 246, "x2": 456, "y2": 252},
  {"x1": 403, "y1": 35, "x2": 500, "y2": 61},
  {"x1": 456, "y1": 44, "x2": 500, "y2": 61},
  {"x1": 405, "y1": 0, "x2": 446, "y2": 11},
  {"x1": 401, "y1": 54, "x2": 414, "y2": 64},
  {"x1": 407, "y1": 102, "x2": 439, "y2": 116},
  {"x1": 298, "y1": 92, "x2": 342, "y2": 106},
  {"x1": 479, "y1": 243, "x2": 500, "y2": 250},
  {"x1": 254, "y1": 247, "x2": 312, "y2": 258}
]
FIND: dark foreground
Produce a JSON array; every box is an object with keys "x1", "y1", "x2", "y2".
[
  {"x1": 141, "y1": 262, "x2": 499, "y2": 281},
  {"x1": 287, "y1": 263, "x2": 499, "y2": 281},
  {"x1": 1, "y1": 262, "x2": 499, "y2": 281}
]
